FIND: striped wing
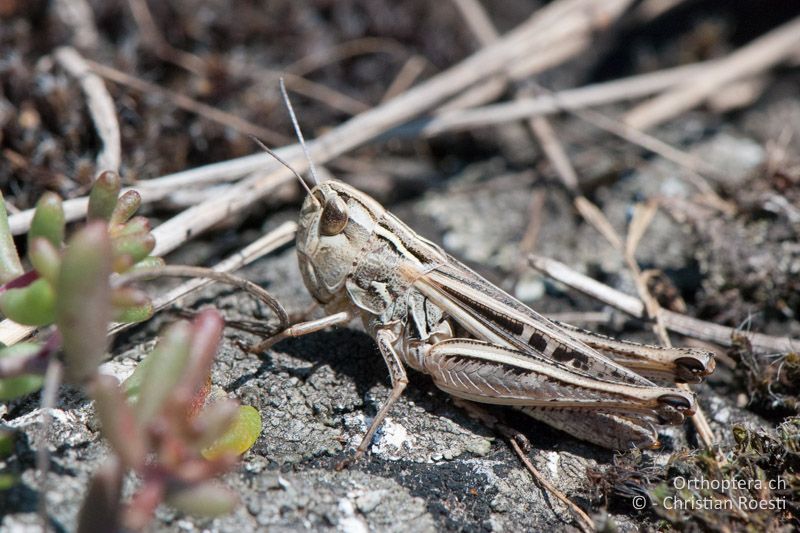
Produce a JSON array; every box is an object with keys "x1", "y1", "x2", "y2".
[
  {"x1": 410, "y1": 254, "x2": 713, "y2": 384},
  {"x1": 410, "y1": 255, "x2": 656, "y2": 387}
]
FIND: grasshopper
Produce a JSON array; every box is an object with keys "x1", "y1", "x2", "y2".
[{"x1": 259, "y1": 86, "x2": 715, "y2": 461}]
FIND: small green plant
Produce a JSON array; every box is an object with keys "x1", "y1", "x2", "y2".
[
  {"x1": 0, "y1": 170, "x2": 159, "y2": 389},
  {"x1": 0, "y1": 425, "x2": 16, "y2": 490},
  {"x1": 78, "y1": 309, "x2": 262, "y2": 531},
  {"x1": 0, "y1": 172, "x2": 267, "y2": 529}
]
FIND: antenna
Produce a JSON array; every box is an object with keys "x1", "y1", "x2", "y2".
[
  {"x1": 279, "y1": 78, "x2": 320, "y2": 186},
  {"x1": 250, "y1": 135, "x2": 310, "y2": 195},
  {"x1": 250, "y1": 135, "x2": 319, "y2": 205}
]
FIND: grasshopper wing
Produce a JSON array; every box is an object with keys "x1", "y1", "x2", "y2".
[{"x1": 411, "y1": 258, "x2": 654, "y2": 387}]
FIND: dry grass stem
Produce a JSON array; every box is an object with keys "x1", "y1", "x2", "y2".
[
  {"x1": 623, "y1": 202, "x2": 716, "y2": 450},
  {"x1": 52, "y1": 0, "x2": 99, "y2": 50},
  {"x1": 8, "y1": 148, "x2": 300, "y2": 235},
  {"x1": 380, "y1": 56, "x2": 429, "y2": 103},
  {"x1": 624, "y1": 15, "x2": 800, "y2": 130},
  {"x1": 285, "y1": 37, "x2": 409, "y2": 77},
  {"x1": 542, "y1": 95, "x2": 732, "y2": 211},
  {"x1": 427, "y1": 60, "x2": 708, "y2": 133},
  {"x1": 126, "y1": 0, "x2": 206, "y2": 75},
  {"x1": 54, "y1": 47, "x2": 120, "y2": 173},
  {"x1": 437, "y1": 0, "x2": 635, "y2": 115},
  {"x1": 109, "y1": 221, "x2": 297, "y2": 336},
  {"x1": 451, "y1": 0, "x2": 499, "y2": 44},
  {"x1": 86, "y1": 60, "x2": 289, "y2": 146},
  {"x1": 138, "y1": 3, "x2": 636, "y2": 263},
  {"x1": 508, "y1": 438, "x2": 596, "y2": 533},
  {"x1": 529, "y1": 254, "x2": 799, "y2": 354},
  {"x1": 0, "y1": 319, "x2": 40, "y2": 347},
  {"x1": 451, "y1": 0, "x2": 625, "y2": 262}
]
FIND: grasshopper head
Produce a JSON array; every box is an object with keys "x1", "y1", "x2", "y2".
[{"x1": 296, "y1": 180, "x2": 384, "y2": 305}]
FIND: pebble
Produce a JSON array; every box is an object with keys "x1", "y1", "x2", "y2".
[{"x1": 354, "y1": 490, "x2": 385, "y2": 514}]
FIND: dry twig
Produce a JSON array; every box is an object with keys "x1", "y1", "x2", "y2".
[
  {"x1": 285, "y1": 37, "x2": 410, "y2": 77},
  {"x1": 86, "y1": 60, "x2": 289, "y2": 146},
  {"x1": 7, "y1": 147, "x2": 300, "y2": 236},
  {"x1": 624, "y1": 15, "x2": 800, "y2": 130},
  {"x1": 528, "y1": 254, "x2": 799, "y2": 355},
  {"x1": 508, "y1": 438, "x2": 595, "y2": 533},
  {"x1": 425, "y1": 60, "x2": 708, "y2": 133},
  {"x1": 52, "y1": 0, "x2": 99, "y2": 50},
  {"x1": 110, "y1": 221, "x2": 297, "y2": 335},
  {"x1": 439, "y1": 0, "x2": 635, "y2": 114},
  {"x1": 54, "y1": 47, "x2": 121, "y2": 173},
  {"x1": 138, "y1": 3, "x2": 635, "y2": 261},
  {"x1": 381, "y1": 56, "x2": 429, "y2": 103}
]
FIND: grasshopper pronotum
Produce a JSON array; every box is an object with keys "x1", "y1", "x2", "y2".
[{"x1": 259, "y1": 83, "x2": 715, "y2": 463}]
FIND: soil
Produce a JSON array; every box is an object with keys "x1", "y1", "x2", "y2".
[{"x1": 2, "y1": 1, "x2": 800, "y2": 531}]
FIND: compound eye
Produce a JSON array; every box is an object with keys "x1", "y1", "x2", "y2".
[{"x1": 319, "y1": 195, "x2": 349, "y2": 236}]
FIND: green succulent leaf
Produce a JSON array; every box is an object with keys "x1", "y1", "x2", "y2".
[
  {"x1": 0, "y1": 374, "x2": 43, "y2": 401},
  {"x1": 0, "y1": 191, "x2": 23, "y2": 284},
  {"x1": 109, "y1": 216, "x2": 150, "y2": 239},
  {"x1": 111, "y1": 287, "x2": 153, "y2": 323},
  {"x1": 111, "y1": 232, "x2": 156, "y2": 271},
  {"x1": 0, "y1": 473, "x2": 17, "y2": 490},
  {"x1": 0, "y1": 278, "x2": 56, "y2": 326},
  {"x1": 113, "y1": 304, "x2": 154, "y2": 324},
  {"x1": 192, "y1": 398, "x2": 238, "y2": 451},
  {"x1": 56, "y1": 222, "x2": 112, "y2": 383},
  {"x1": 28, "y1": 238, "x2": 61, "y2": 284},
  {"x1": 88, "y1": 171, "x2": 121, "y2": 221},
  {"x1": 128, "y1": 256, "x2": 165, "y2": 278},
  {"x1": 133, "y1": 320, "x2": 192, "y2": 424},
  {"x1": 0, "y1": 344, "x2": 44, "y2": 400},
  {"x1": 109, "y1": 190, "x2": 141, "y2": 227},
  {"x1": 201, "y1": 405, "x2": 261, "y2": 460},
  {"x1": 122, "y1": 353, "x2": 150, "y2": 405},
  {"x1": 0, "y1": 429, "x2": 13, "y2": 457},
  {"x1": 28, "y1": 192, "x2": 65, "y2": 249},
  {"x1": 92, "y1": 375, "x2": 145, "y2": 468}
]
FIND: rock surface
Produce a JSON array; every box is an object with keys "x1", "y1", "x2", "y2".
[{"x1": 1, "y1": 128, "x2": 783, "y2": 530}]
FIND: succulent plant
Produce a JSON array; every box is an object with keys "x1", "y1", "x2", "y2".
[
  {"x1": 1, "y1": 172, "x2": 264, "y2": 528},
  {"x1": 0, "y1": 170, "x2": 160, "y2": 391},
  {"x1": 79, "y1": 309, "x2": 261, "y2": 531}
]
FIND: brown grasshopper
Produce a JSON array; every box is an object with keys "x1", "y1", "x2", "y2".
[{"x1": 259, "y1": 85, "x2": 715, "y2": 462}]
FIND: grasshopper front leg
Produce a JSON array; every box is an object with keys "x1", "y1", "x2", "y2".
[
  {"x1": 338, "y1": 327, "x2": 408, "y2": 469},
  {"x1": 248, "y1": 311, "x2": 353, "y2": 352},
  {"x1": 250, "y1": 312, "x2": 410, "y2": 466}
]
